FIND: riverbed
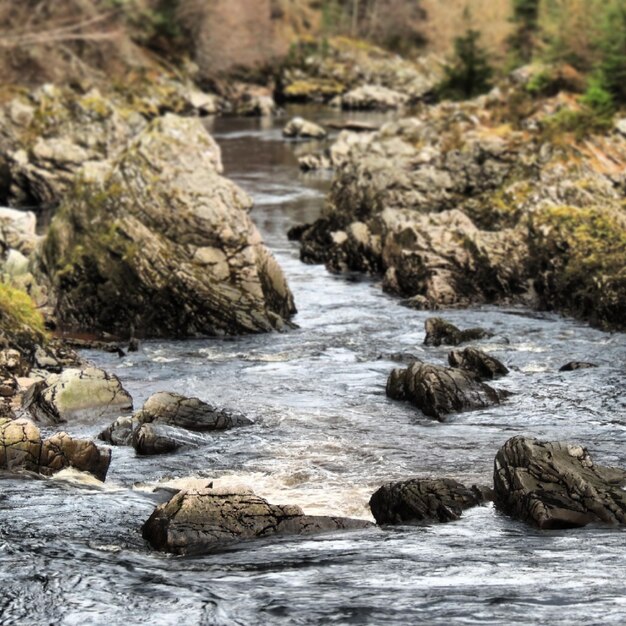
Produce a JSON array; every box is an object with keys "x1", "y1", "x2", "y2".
[{"x1": 1, "y1": 107, "x2": 626, "y2": 625}]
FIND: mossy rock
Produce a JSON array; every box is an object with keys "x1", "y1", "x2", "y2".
[
  {"x1": 0, "y1": 282, "x2": 47, "y2": 355},
  {"x1": 529, "y1": 205, "x2": 626, "y2": 330}
]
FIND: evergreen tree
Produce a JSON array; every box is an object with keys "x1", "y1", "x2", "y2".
[
  {"x1": 597, "y1": 1, "x2": 626, "y2": 103},
  {"x1": 508, "y1": 0, "x2": 541, "y2": 64},
  {"x1": 439, "y1": 29, "x2": 494, "y2": 100}
]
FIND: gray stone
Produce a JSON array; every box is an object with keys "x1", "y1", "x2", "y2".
[{"x1": 448, "y1": 347, "x2": 509, "y2": 379}]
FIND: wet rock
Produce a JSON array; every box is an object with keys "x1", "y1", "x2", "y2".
[
  {"x1": 282, "y1": 117, "x2": 327, "y2": 140},
  {"x1": 40, "y1": 432, "x2": 111, "y2": 481},
  {"x1": 136, "y1": 392, "x2": 252, "y2": 431},
  {"x1": 99, "y1": 415, "x2": 137, "y2": 446},
  {"x1": 40, "y1": 114, "x2": 296, "y2": 337},
  {"x1": 22, "y1": 367, "x2": 133, "y2": 425},
  {"x1": 559, "y1": 361, "x2": 598, "y2": 372},
  {"x1": 448, "y1": 347, "x2": 508, "y2": 380},
  {"x1": 142, "y1": 487, "x2": 373, "y2": 555},
  {"x1": 494, "y1": 436, "x2": 626, "y2": 529},
  {"x1": 298, "y1": 153, "x2": 332, "y2": 172},
  {"x1": 131, "y1": 423, "x2": 212, "y2": 456},
  {"x1": 0, "y1": 417, "x2": 110, "y2": 479},
  {"x1": 386, "y1": 362, "x2": 505, "y2": 420},
  {"x1": 424, "y1": 318, "x2": 493, "y2": 347},
  {"x1": 0, "y1": 417, "x2": 41, "y2": 472},
  {"x1": 369, "y1": 478, "x2": 488, "y2": 524},
  {"x1": 341, "y1": 85, "x2": 408, "y2": 110}
]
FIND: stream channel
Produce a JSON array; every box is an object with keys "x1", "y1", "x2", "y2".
[{"x1": 1, "y1": 106, "x2": 626, "y2": 625}]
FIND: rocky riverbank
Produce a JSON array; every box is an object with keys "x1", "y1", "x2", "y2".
[{"x1": 291, "y1": 68, "x2": 626, "y2": 331}]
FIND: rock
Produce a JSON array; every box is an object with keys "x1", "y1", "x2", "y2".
[
  {"x1": 0, "y1": 349, "x2": 27, "y2": 376},
  {"x1": 386, "y1": 362, "x2": 505, "y2": 420},
  {"x1": 448, "y1": 347, "x2": 508, "y2": 380},
  {"x1": 98, "y1": 415, "x2": 136, "y2": 446},
  {"x1": 282, "y1": 117, "x2": 327, "y2": 139},
  {"x1": 559, "y1": 361, "x2": 598, "y2": 372},
  {"x1": 0, "y1": 417, "x2": 41, "y2": 472},
  {"x1": 0, "y1": 372, "x2": 17, "y2": 398},
  {"x1": 142, "y1": 487, "x2": 373, "y2": 555},
  {"x1": 40, "y1": 114, "x2": 296, "y2": 337},
  {"x1": 369, "y1": 478, "x2": 488, "y2": 524},
  {"x1": 341, "y1": 85, "x2": 408, "y2": 110},
  {"x1": 22, "y1": 367, "x2": 133, "y2": 425},
  {"x1": 0, "y1": 208, "x2": 38, "y2": 256},
  {"x1": 0, "y1": 417, "x2": 110, "y2": 479},
  {"x1": 40, "y1": 432, "x2": 111, "y2": 481},
  {"x1": 184, "y1": 89, "x2": 219, "y2": 116},
  {"x1": 132, "y1": 423, "x2": 210, "y2": 456},
  {"x1": 326, "y1": 121, "x2": 380, "y2": 132},
  {"x1": 614, "y1": 118, "x2": 626, "y2": 137},
  {"x1": 298, "y1": 153, "x2": 332, "y2": 171},
  {"x1": 424, "y1": 318, "x2": 493, "y2": 347},
  {"x1": 494, "y1": 436, "x2": 626, "y2": 529},
  {"x1": 136, "y1": 392, "x2": 252, "y2": 431}
]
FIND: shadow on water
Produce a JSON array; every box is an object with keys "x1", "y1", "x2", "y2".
[{"x1": 2, "y1": 106, "x2": 626, "y2": 625}]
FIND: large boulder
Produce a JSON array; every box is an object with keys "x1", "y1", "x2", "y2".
[
  {"x1": 142, "y1": 487, "x2": 373, "y2": 555},
  {"x1": 370, "y1": 478, "x2": 489, "y2": 524},
  {"x1": 39, "y1": 114, "x2": 295, "y2": 337},
  {"x1": 0, "y1": 417, "x2": 111, "y2": 480},
  {"x1": 386, "y1": 362, "x2": 505, "y2": 420},
  {"x1": 494, "y1": 437, "x2": 626, "y2": 529},
  {"x1": 23, "y1": 367, "x2": 133, "y2": 425}
]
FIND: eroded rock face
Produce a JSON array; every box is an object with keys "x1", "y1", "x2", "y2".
[
  {"x1": 424, "y1": 318, "x2": 493, "y2": 347},
  {"x1": 370, "y1": 478, "x2": 488, "y2": 524},
  {"x1": 23, "y1": 367, "x2": 133, "y2": 424},
  {"x1": 0, "y1": 417, "x2": 111, "y2": 480},
  {"x1": 494, "y1": 437, "x2": 626, "y2": 529},
  {"x1": 40, "y1": 114, "x2": 296, "y2": 337},
  {"x1": 448, "y1": 347, "x2": 509, "y2": 380},
  {"x1": 142, "y1": 487, "x2": 373, "y2": 555},
  {"x1": 386, "y1": 362, "x2": 505, "y2": 420},
  {"x1": 282, "y1": 117, "x2": 327, "y2": 139}
]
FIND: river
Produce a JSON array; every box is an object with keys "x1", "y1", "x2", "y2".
[{"x1": 1, "y1": 107, "x2": 626, "y2": 625}]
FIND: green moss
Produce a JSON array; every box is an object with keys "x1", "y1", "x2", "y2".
[
  {"x1": 283, "y1": 79, "x2": 345, "y2": 100},
  {"x1": 530, "y1": 205, "x2": 626, "y2": 329},
  {"x1": 0, "y1": 282, "x2": 47, "y2": 345},
  {"x1": 540, "y1": 105, "x2": 613, "y2": 142}
]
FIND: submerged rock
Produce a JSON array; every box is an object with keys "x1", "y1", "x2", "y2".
[
  {"x1": 424, "y1": 318, "x2": 493, "y2": 347},
  {"x1": 370, "y1": 478, "x2": 488, "y2": 524},
  {"x1": 494, "y1": 436, "x2": 626, "y2": 529},
  {"x1": 559, "y1": 361, "x2": 597, "y2": 372},
  {"x1": 40, "y1": 114, "x2": 296, "y2": 337},
  {"x1": 132, "y1": 423, "x2": 187, "y2": 456},
  {"x1": 386, "y1": 362, "x2": 505, "y2": 420},
  {"x1": 22, "y1": 367, "x2": 133, "y2": 424},
  {"x1": 142, "y1": 487, "x2": 373, "y2": 555},
  {"x1": 0, "y1": 417, "x2": 111, "y2": 480},
  {"x1": 448, "y1": 347, "x2": 509, "y2": 380},
  {"x1": 282, "y1": 117, "x2": 327, "y2": 139}
]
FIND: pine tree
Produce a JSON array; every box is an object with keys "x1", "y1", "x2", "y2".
[
  {"x1": 597, "y1": 1, "x2": 626, "y2": 103},
  {"x1": 439, "y1": 29, "x2": 494, "y2": 100},
  {"x1": 508, "y1": 0, "x2": 541, "y2": 65}
]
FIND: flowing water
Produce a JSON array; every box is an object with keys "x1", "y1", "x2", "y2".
[{"x1": 2, "y1": 107, "x2": 626, "y2": 625}]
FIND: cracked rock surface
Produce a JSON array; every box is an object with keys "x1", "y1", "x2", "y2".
[
  {"x1": 142, "y1": 487, "x2": 373, "y2": 555},
  {"x1": 448, "y1": 347, "x2": 509, "y2": 380},
  {"x1": 23, "y1": 367, "x2": 133, "y2": 424},
  {"x1": 39, "y1": 113, "x2": 296, "y2": 337},
  {"x1": 99, "y1": 391, "x2": 251, "y2": 455},
  {"x1": 0, "y1": 417, "x2": 111, "y2": 480},
  {"x1": 494, "y1": 436, "x2": 626, "y2": 529},
  {"x1": 370, "y1": 478, "x2": 489, "y2": 524},
  {"x1": 386, "y1": 362, "x2": 505, "y2": 420}
]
